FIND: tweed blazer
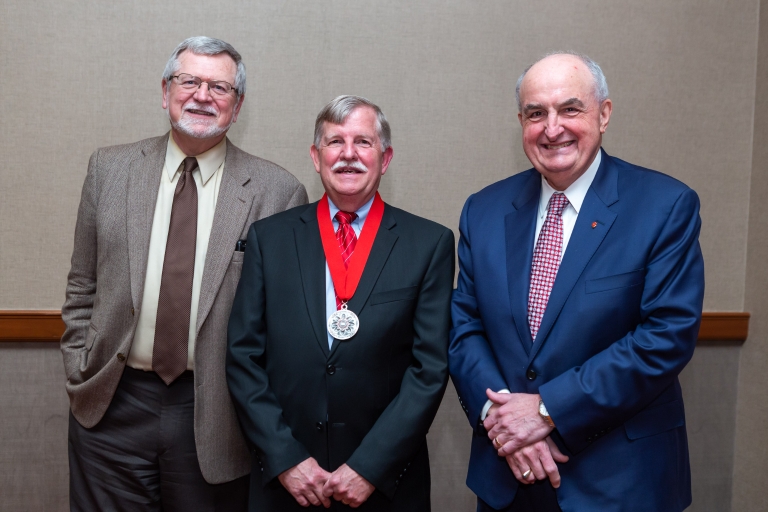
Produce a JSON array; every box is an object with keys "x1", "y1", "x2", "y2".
[{"x1": 61, "y1": 133, "x2": 308, "y2": 484}]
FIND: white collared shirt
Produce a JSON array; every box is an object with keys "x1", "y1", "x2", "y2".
[
  {"x1": 534, "y1": 150, "x2": 602, "y2": 260},
  {"x1": 128, "y1": 135, "x2": 226, "y2": 371},
  {"x1": 324, "y1": 195, "x2": 375, "y2": 349}
]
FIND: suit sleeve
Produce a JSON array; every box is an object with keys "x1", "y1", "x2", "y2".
[
  {"x1": 449, "y1": 195, "x2": 511, "y2": 427},
  {"x1": 539, "y1": 187, "x2": 705, "y2": 454},
  {"x1": 60, "y1": 150, "x2": 102, "y2": 380},
  {"x1": 226, "y1": 223, "x2": 311, "y2": 483},
  {"x1": 345, "y1": 227, "x2": 455, "y2": 499}
]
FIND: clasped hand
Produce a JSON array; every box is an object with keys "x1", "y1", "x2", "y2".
[
  {"x1": 278, "y1": 458, "x2": 374, "y2": 508},
  {"x1": 483, "y1": 389, "x2": 568, "y2": 488}
]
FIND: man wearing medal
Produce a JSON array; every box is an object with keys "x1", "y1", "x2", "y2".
[{"x1": 227, "y1": 95, "x2": 455, "y2": 511}]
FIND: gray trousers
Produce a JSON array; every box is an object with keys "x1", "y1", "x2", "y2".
[{"x1": 68, "y1": 367, "x2": 248, "y2": 512}]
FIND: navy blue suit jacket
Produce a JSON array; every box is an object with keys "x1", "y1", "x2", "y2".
[{"x1": 449, "y1": 150, "x2": 704, "y2": 511}]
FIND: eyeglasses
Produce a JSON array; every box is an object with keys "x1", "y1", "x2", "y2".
[{"x1": 170, "y1": 73, "x2": 237, "y2": 97}]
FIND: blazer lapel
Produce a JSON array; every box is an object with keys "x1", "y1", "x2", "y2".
[
  {"x1": 127, "y1": 134, "x2": 167, "y2": 309},
  {"x1": 330, "y1": 204, "x2": 399, "y2": 358},
  {"x1": 528, "y1": 150, "x2": 619, "y2": 361},
  {"x1": 506, "y1": 172, "x2": 541, "y2": 355},
  {"x1": 196, "y1": 140, "x2": 258, "y2": 334},
  {"x1": 295, "y1": 203, "x2": 331, "y2": 357}
]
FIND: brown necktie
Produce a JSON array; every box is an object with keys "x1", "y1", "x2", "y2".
[{"x1": 153, "y1": 157, "x2": 198, "y2": 385}]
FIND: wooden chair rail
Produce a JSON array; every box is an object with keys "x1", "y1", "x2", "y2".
[
  {"x1": 0, "y1": 311, "x2": 66, "y2": 342},
  {"x1": 0, "y1": 310, "x2": 751, "y2": 344}
]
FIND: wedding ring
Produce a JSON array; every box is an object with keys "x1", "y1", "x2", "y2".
[
  {"x1": 522, "y1": 469, "x2": 532, "y2": 479},
  {"x1": 493, "y1": 437, "x2": 503, "y2": 449}
]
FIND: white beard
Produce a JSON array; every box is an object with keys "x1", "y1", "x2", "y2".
[{"x1": 168, "y1": 103, "x2": 234, "y2": 139}]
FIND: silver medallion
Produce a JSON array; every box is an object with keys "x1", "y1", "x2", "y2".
[{"x1": 327, "y1": 304, "x2": 359, "y2": 340}]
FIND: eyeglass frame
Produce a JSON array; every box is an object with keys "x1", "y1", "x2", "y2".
[{"x1": 169, "y1": 73, "x2": 239, "y2": 97}]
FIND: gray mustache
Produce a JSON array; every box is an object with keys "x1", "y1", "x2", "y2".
[{"x1": 331, "y1": 160, "x2": 368, "y2": 172}]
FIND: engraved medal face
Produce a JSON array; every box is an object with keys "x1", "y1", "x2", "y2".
[{"x1": 327, "y1": 307, "x2": 359, "y2": 340}]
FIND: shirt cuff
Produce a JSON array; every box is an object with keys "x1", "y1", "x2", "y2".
[{"x1": 480, "y1": 389, "x2": 511, "y2": 420}]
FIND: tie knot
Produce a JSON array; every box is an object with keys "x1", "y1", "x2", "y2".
[
  {"x1": 335, "y1": 211, "x2": 358, "y2": 226},
  {"x1": 182, "y1": 157, "x2": 199, "y2": 174},
  {"x1": 548, "y1": 193, "x2": 569, "y2": 216}
]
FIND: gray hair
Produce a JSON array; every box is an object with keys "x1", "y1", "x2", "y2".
[
  {"x1": 515, "y1": 51, "x2": 609, "y2": 112},
  {"x1": 162, "y1": 36, "x2": 246, "y2": 97},
  {"x1": 314, "y1": 95, "x2": 391, "y2": 151}
]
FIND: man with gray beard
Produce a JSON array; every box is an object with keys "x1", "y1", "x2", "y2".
[{"x1": 61, "y1": 36, "x2": 307, "y2": 511}]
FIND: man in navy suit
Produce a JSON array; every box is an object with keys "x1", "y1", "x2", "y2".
[{"x1": 449, "y1": 52, "x2": 704, "y2": 511}]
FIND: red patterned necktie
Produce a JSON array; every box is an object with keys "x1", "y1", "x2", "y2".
[
  {"x1": 528, "y1": 192, "x2": 570, "y2": 341},
  {"x1": 153, "y1": 156, "x2": 198, "y2": 385},
  {"x1": 334, "y1": 211, "x2": 358, "y2": 309}
]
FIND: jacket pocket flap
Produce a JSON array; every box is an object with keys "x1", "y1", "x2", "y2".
[
  {"x1": 85, "y1": 325, "x2": 98, "y2": 350},
  {"x1": 624, "y1": 400, "x2": 684, "y2": 440},
  {"x1": 586, "y1": 269, "x2": 644, "y2": 294},
  {"x1": 370, "y1": 286, "x2": 418, "y2": 305}
]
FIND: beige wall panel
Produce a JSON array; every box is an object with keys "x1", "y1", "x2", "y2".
[
  {"x1": 679, "y1": 345, "x2": 740, "y2": 512},
  {"x1": 733, "y1": 0, "x2": 768, "y2": 509},
  {"x1": 0, "y1": 0, "x2": 759, "y2": 311},
  {"x1": 0, "y1": 344, "x2": 69, "y2": 512}
]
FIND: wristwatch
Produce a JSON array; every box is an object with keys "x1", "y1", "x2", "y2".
[{"x1": 538, "y1": 399, "x2": 555, "y2": 428}]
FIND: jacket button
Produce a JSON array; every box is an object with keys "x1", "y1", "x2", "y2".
[
  {"x1": 117, "y1": 353, "x2": 126, "y2": 362},
  {"x1": 316, "y1": 422, "x2": 324, "y2": 431},
  {"x1": 526, "y1": 369, "x2": 537, "y2": 380},
  {"x1": 131, "y1": 307, "x2": 135, "y2": 316},
  {"x1": 326, "y1": 364, "x2": 336, "y2": 375}
]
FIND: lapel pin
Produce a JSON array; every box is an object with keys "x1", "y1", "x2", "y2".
[{"x1": 591, "y1": 221, "x2": 598, "y2": 229}]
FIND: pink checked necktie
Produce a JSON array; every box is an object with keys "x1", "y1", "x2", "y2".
[
  {"x1": 334, "y1": 211, "x2": 358, "y2": 309},
  {"x1": 153, "y1": 157, "x2": 198, "y2": 385},
  {"x1": 528, "y1": 192, "x2": 570, "y2": 341}
]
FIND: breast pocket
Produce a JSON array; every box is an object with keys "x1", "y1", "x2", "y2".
[
  {"x1": 370, "y1": 286, "x2": 419, "y2": 305},
  {"x1": 222, "y1": 251, "x2": 245, "y2": 302},
  {"x1": 585, "y1": 268, "x2": 644, "y2": 294}
]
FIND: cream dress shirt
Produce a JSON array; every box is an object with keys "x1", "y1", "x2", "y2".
[{"x1": 127, "y1": 135, "x2": 226, "y2": 371}]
